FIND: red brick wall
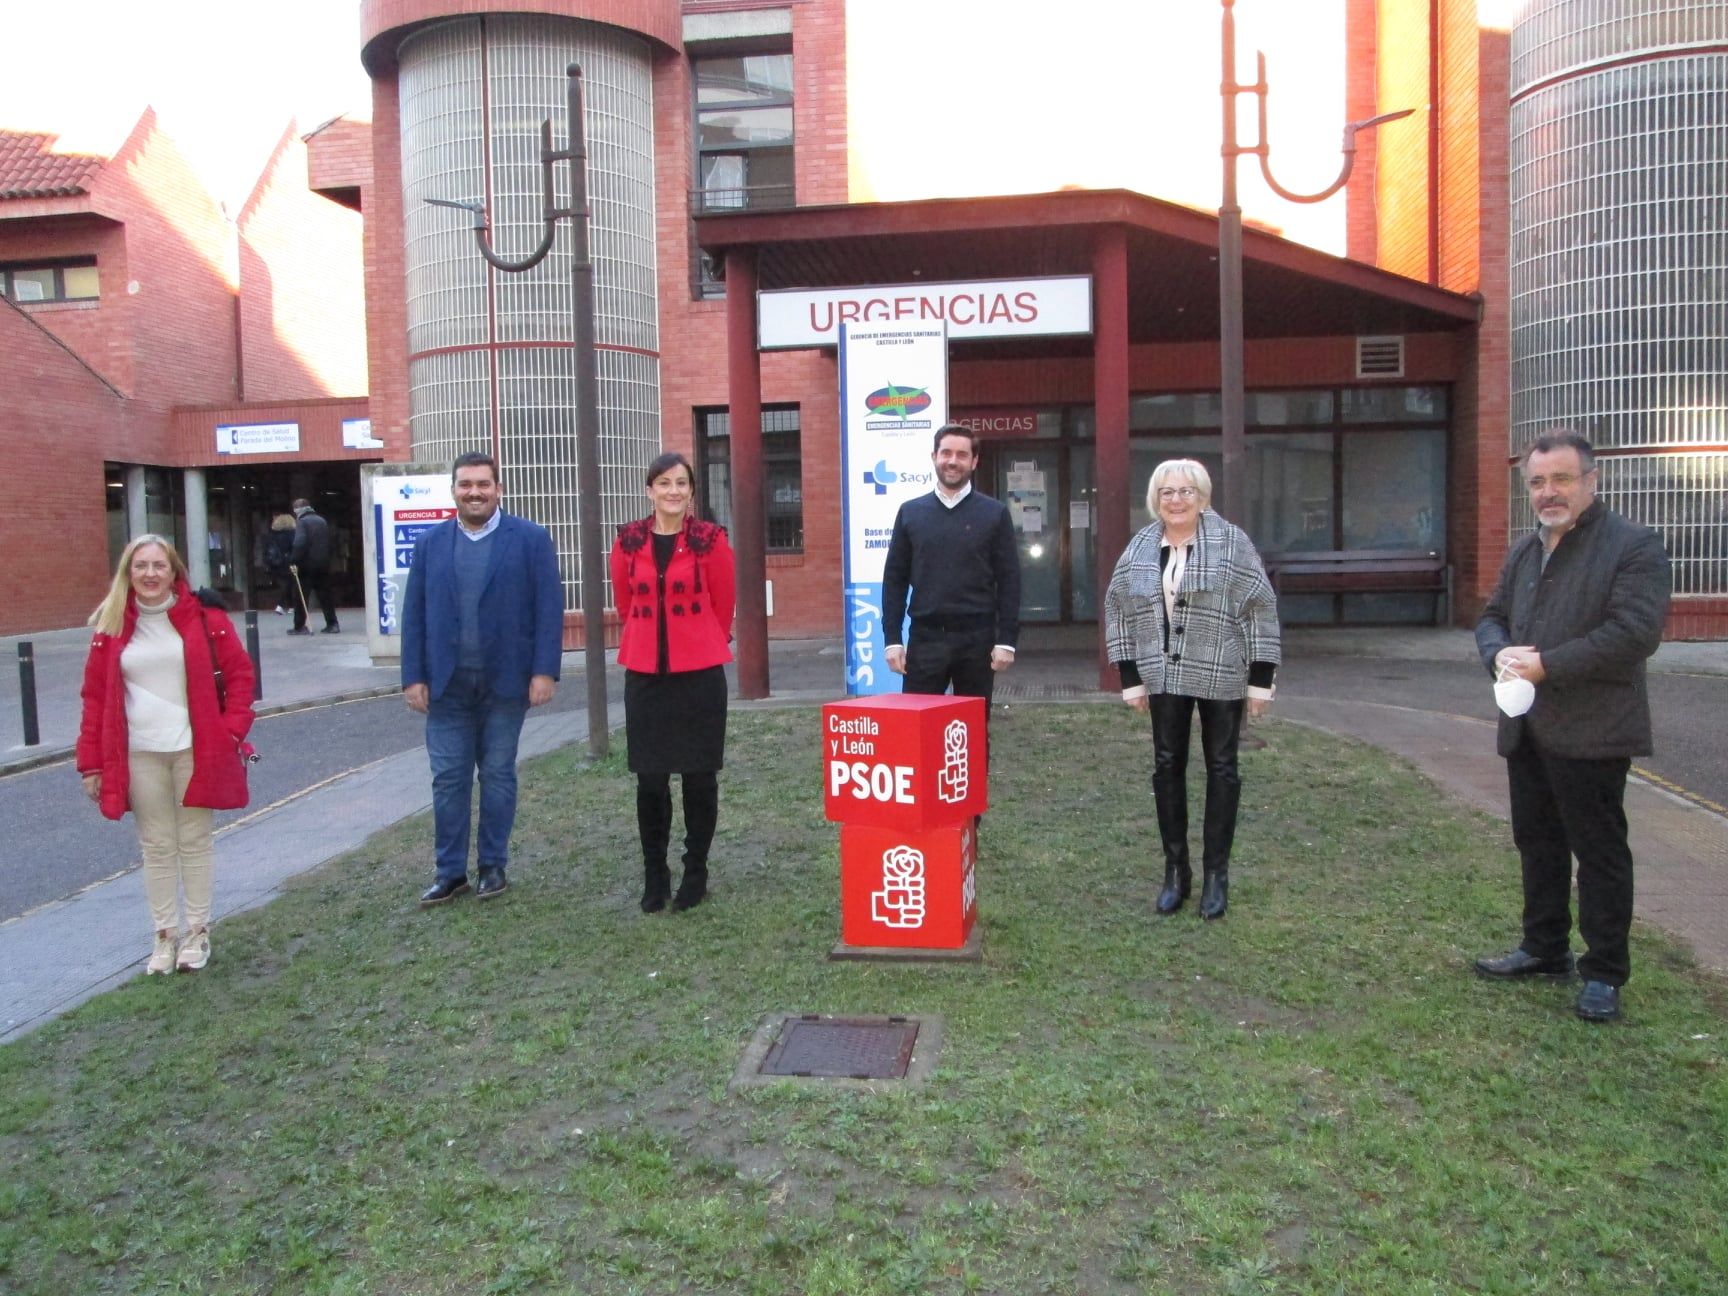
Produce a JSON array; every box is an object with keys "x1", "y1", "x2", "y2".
[
  {"x1": 0, "y1": 302, "x2": 131, "y2": 634},
  {"x1": 237, "y1": 125, "x2": 369, "y2": 401},
  {"x1": 1373, "y1": 0, "x2": 1433, "y2": 282},
  {"x1": 89, "y1": 111, "x2": 240, "y2": 412},
  {"x1": 654, "y1": 0, "x2": 851, "y2": 639},
  {"x1": 306, "y1": 118, "x2": 374, "y2": 196},
  {"x1": 0, "y1": 216, "x2": 133, "y2": 395},
  {"x1": 1344, "y1": 0, "x2": 1380, "y2": 264},
  {"x1": 363, "y1": 75, "x2": 413, "y2": 463}
]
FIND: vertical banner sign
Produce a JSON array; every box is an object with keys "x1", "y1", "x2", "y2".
[
  {"x1": 838, "y1": 321, "x2": 949, "y2": 695},
  {"x1": 372, "y1": 474, "x2": 455, "y2": 636}
]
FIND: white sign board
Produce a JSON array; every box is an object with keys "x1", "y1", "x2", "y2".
[
  {"x1": 215, "y1": 422, "x2": 300, "y2": 455},
  {"x1": 372, "y1": 473, "x2": 455, "y2": 636},
  {"x1": 760, "y1": 276, "x2": 1092, "y2": 350},
  {"x1": 839, "y1": 321, "x2": 948, "y2": 695},
  {"x1": 342, "y1": 417, "x2": 384, "y2": 449}
]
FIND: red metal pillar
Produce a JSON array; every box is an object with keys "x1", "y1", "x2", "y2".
[
  {"x1": 726, "y1": 246, "x2": 769, "y2": 698},
  {"x1": 1092, "y1": 225, "x2": 1131, "y2": 692}
]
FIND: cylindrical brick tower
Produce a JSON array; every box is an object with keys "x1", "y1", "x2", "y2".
[
  {"x1": 362, "y1": 2, "x2": 680, "y2": 622},
  {"x1": 1510, "y1": 1, "x2": 1728, "y2": 630}
]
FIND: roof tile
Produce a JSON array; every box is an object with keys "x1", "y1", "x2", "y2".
[{"x1": 0, "y1": 131, "x2": 107, "y2": 200}]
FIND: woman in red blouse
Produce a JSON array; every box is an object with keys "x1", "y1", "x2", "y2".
[{"x1": 609, "y1": 453, "x2": 736, "y2": 913}]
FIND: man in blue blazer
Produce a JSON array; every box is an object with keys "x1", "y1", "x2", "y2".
[{"x1": 402, "y1": 452, "x2": 565, "y2": 906}]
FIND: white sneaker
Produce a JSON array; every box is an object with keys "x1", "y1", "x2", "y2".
[
  {"x1": 176, "y1": 928, "x2": 211, "y2": 973},
  {"x1": 147, "y1": 931, "x2": 177, "y2": 976}
]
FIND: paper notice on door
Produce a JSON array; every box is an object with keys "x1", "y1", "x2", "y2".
[
  {"x1": 1069, "y1": 501, "x2": 1090, "y2": 529},
  {"x1": 1020, "y1": 506, "x2": 1044, "y2": 534}
]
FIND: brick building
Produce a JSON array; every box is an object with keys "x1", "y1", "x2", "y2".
[{"x1": 0, "y1": 111, "x2": 371, "y2": 636}]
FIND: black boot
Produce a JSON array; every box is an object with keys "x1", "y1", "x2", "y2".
[
  {"x1": 640, "y1": 861, "x2": 670, "y2": 913},
  {"x1": 636, "y1": 774, "x2": 673, "y2": 914},
  {"x1": 672, "y1": 860, "x2": 708, "y2": 912},
  {"x1": 1155, "y1": 862, "x2": 1192, "y2": 915},
  {"x1": 672, "y1": 773, "x2": 717, "y2": 912},
  {"x1": 1199, "y1": 870, "x2": 1229, "y2": 920}
]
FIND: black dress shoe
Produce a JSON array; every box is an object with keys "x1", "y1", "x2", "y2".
[
  {"x1": 286, "y1": 627, "x2": 313, "y2": 636},
  {"x1": 419, "y1": 876, "x2": 471, "y2": 908},
  {"x1": 320, "y1": 625, "x2": 341, "y2": 634},
  {"x1": 476, "y1": 867, "x2": 508, "y2": 900},
  {"x1": 1575, "y1": 980, "x2": 1621, "y2": 1022},
  {"x1": 1474, "y1": 948, "x2": 1573, "y2": 978}
]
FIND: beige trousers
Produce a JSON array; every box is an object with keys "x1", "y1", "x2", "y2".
[{"x1": 129, "y1": 748, "x2": 214, "y2": 934}]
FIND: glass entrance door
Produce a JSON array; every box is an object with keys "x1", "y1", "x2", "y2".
[{"x1": 991, "y1": 446, "x2": 1064, "y2": 624}]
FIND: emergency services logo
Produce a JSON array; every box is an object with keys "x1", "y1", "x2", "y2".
[
  {"x1": 398, "y1": 482, "x2": 433, "y2": 499},
  {"x1": 863, "y1": 382, "x2": 932, "y2": 421},
  {"x1": 861, "y1": 460, "x2": 933, "y2": 495}
]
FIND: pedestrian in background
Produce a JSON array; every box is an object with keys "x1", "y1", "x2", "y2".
[
  {"x1": 286, "y1": 497, "x2": 339, "y2": 635},
  {"x1": 401, "y1": 453, "x2": 564, "y2": 907},
  {"x1": 610, "y1": 452, "x2": 735, "y2": 914},
  {"x1": 76, "y1": 535, "x2": 256, "y2": 974},
  {"x1": 1104, "y1": 459, "x2": 1279, "y2": 920},
  {"x1": 1475, "y1": 430, "x2": 1670, "y2": 1022},
  {"x1": 264, "y1": 512, "x2": 296, "y2": 615}
]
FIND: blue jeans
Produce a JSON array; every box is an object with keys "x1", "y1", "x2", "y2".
[{"x1": 426, "y1": 668, "x2": 528, "y2": 882}]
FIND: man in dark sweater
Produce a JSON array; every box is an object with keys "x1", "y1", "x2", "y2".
[
  {"x1": 1474, "y1": 430, "x2": 1670, "y2": 1022},
  {"x1": 881, "y1": 425, "x2": 1021, "y2": 707}
]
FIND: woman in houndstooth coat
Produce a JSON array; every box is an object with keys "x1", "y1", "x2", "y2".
[{"x1": 1104, "y1": 459, "x2": 1280, "y2": 920}]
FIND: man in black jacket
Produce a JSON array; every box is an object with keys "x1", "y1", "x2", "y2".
[
  {"x1": 881, "y1": 425, "x2": 1021, "y2": 707},
  {"x1": 287, "y1": 498, "x2": 340, "y2": 635},
  {"x1": 1474, "y1": 431, "x2": 1670, "y2": 1022}
]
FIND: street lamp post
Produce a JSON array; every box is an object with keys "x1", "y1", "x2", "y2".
[
  {"x1": 1218, "y1": 0, "x2": 1411, "y2": 514},
  {"x1": 427, "y1": 63, "x2": 610, "y2": 760}
]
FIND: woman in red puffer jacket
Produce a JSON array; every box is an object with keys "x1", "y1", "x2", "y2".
[{"x1": 77, "y1": 535, "x2": 256, "y2": 975}]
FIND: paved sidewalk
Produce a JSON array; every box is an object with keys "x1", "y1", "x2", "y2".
[{"x1": 3, "y1": 624, "x2": 1724, "y2": 1043}]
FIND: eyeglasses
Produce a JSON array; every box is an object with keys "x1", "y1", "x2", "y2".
[
  {"x1": 1525, "y1": 472, "x2": 1589, "y2": 491},
  {"x1": 1156, "y1": 487, "x2": 1199, "y2": 501}
]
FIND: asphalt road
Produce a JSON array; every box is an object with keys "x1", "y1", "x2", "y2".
[
  {"x1": 0, "y1": 682, "x2": 596, "y2": 925},
  {"x1": 1277, "y1": 654, "x2": 1728, "y2": 814}
]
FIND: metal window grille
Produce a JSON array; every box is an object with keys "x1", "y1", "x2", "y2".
[
  {"x1": 1509, "y1": 452, "x2": 1728, "y2": 597},
  {"x1": 695, "y1": 406, "x2": 804, "y2": 553},
  {"x1": 399, "y1": 14, "x2": 661, "y2": 611}
]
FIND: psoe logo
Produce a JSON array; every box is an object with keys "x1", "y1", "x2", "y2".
[
  {"x1": 863, "y1": 382, "x2": 932, "y2": 420},
  {"x1": 398, "y1": 482, "x2": 432, "y2": 500}
]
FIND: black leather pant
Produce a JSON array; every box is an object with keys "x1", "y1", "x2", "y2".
[
  {"x1": 1149, "y1": 694, "x2": 1244, "y2": 874},
  {"x1": 636, "y1": 771, "x2": 719, "y2": 870}
]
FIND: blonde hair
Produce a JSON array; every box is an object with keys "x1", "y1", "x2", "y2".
[
  {"x1": 1146, "y1": 459, "x2": 1213, "y2": 515},
  {"x1": 89, "y1": 534, "x2": 187, "y2": 635}
]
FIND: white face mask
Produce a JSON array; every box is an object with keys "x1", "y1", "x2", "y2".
[{"x1": 1494, "y1": 663, "x2": 1536, "y2": 717}]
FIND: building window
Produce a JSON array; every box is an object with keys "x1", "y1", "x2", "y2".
[
  {"x1": 692, "y1": 50, "x2": 794, "y2": 215},
  {"x1": 695, "y1": 405, "x2": 803, "y2": 554},
  {"x1": 1, "y1": 259, "x2": 99, "y2": 303}
]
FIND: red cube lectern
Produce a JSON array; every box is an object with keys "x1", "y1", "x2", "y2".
[{"x1": 823, "y1": 694, "x2": 986, "y2": 952}]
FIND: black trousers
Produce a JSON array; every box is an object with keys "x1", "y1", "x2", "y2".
[
  {"x1": 1506, "y1": 738, "x2": 1635, "y2": 985},
  {"x1": 636, "y1": 771, "x2": 719, "y2": 870},
  {"x1": 903, "y1": 625, "x2": 997, "y2": 707},
  {"x1": 292, "y1": 568, "x2": 338, "y2": 630},
  {"x1": 1150, "y1": 694, "x2": 1244, "y2": 875}
]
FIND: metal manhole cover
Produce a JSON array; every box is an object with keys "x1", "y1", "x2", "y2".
[{"x1": 759, "y1": 1015, "x2": 920, "y2": 1079}]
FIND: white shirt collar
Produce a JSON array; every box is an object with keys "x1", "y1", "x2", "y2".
[
  {"x1": 459, "y1": 508, "x2": 503, "y2": 541},
  {"x1": 934, "y1": 481, "x2": 973, "y2": 509}
]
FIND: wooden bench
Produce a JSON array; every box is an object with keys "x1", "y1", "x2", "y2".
[{"x1": 1263, "y1": 549, "x2": 1450, "y2": 624}]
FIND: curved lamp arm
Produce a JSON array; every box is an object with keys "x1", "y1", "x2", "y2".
[
  {"x1": 424, "y1": 122, "x2": 561, "y2": 272},
  {"x1": 1251, "y1": 52, "x2": 1413, "y2": 205}
]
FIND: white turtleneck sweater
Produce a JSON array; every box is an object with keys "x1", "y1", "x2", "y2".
[{"x1": 121, "y1": 597, "x2": 193, "y2": 752}]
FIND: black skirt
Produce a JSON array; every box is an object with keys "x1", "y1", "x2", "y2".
[{"x1": 624, "y1": 666, "x2": 728, "y2": 774}]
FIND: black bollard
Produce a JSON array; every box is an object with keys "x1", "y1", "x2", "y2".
[
  {"x1": 244, "y1": 611, "x2": 263, "y2": 701},
  {"x1": 18, "y1": 642, "x2": 40, "y2": 747}
]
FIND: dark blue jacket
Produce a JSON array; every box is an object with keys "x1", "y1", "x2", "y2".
[{"x1": 400, "y1": 513, "x2": 565, "y2": 701}]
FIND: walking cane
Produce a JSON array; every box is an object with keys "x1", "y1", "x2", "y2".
[{"x1": 288, "y1": 564, "x2": 308, "y2": 624}]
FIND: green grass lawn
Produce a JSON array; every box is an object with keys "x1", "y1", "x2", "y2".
[{"x1": 3, "y1": 706, "x2": 1725, "y2": 1295}]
